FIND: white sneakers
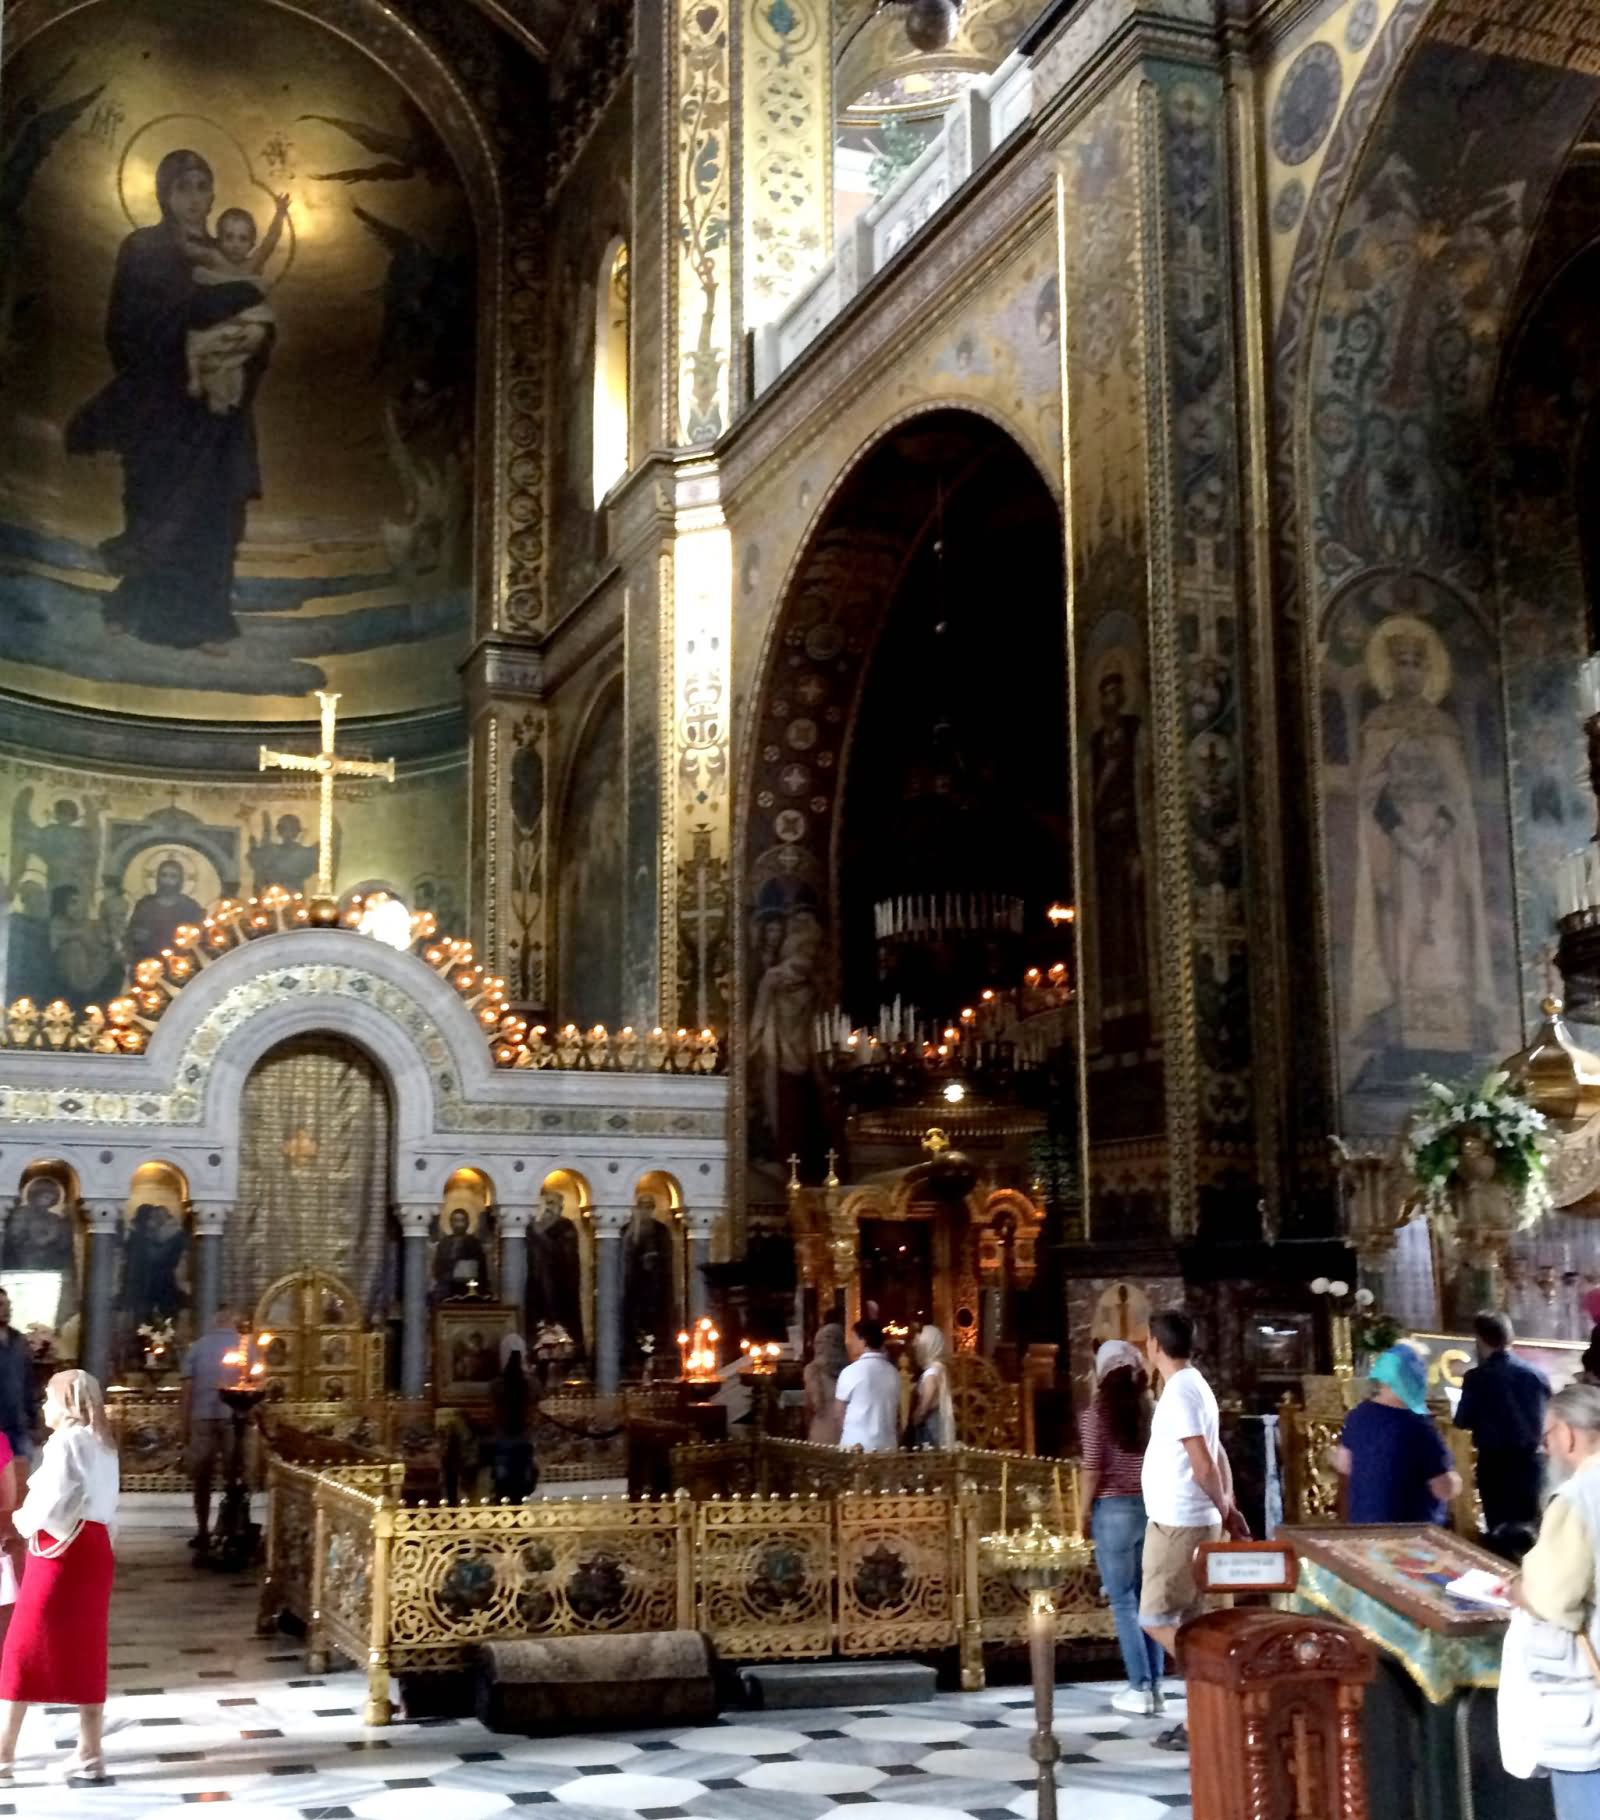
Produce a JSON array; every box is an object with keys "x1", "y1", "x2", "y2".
[{"x1": 1110, "y1": 1685, "x2": 1158, "y2": 1716}]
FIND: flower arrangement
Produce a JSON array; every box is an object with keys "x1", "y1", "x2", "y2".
[
  {"x1": 1310, "y1": 1278, "x2": 1401, "y2": 1358},
  {"x1": 137, "y1": 1317, "x2": 178, "y2": 1377},
  {"x1": 1404, "y1": 1068, "x2": 1551, "y2": 1229}
]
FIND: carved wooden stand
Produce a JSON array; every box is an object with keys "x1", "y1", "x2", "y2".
[{"x1": 1183, "y1": 1609, "x2": 1374, "y2": 1820}]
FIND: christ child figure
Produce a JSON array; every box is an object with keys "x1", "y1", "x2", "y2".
[{"x1": 184, "y1": 194, "x2": 290, "y2": 415}]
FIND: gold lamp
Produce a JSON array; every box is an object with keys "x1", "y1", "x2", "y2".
[{"x1": 1503, "y1": 997, "x2": 1600, "y2": 1127}]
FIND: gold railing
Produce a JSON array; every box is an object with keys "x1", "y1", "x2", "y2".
[
  {"x1": 670, "y1": 1433, "x2": 1082, "y2": 1507},
  {"x1": 108, "y1": 1388, "x2": 187, "y2": 1490},
  {"x1": 260, "y1": 1435, "x2": 1114, "y2": 1722},
  {"x1": 1276, "y1": 1383, "x2": 1481, "y2": 1535}
]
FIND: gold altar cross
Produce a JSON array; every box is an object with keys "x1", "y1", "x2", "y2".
[{"x1": 258, "y1": 692, "x2": 395, "y2": 898}]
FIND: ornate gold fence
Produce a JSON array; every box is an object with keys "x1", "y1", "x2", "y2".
[
  {"x1": 108, "y1": 1389, "x2": 187, "y2": 1490},
  {"x1": 837, "y1": 1490, "x2": 956, "y2": 1657},
  {"x1": 383, "y1": 1494, "x2": 694, "y2": 1685},
  {"x1": 697, "y1": 1494, "x2": 834, "y2": 1659},
  {"x1": 261, "y1": 1445, "x2": 1115, "y2": 1722}
]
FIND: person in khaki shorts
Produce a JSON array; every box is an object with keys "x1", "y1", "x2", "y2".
[
  {"x1": 180, "y1": 1309, "x2": 247, "y2": 1562},
  {"x1": 1138, "y1": 1308, "x2": 1248, "y2": 1752}
]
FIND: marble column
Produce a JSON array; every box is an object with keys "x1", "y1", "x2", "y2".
[
  {"x1": 81, "y1": 1201, "x2": 121, "y2": 1384},
  {"x1": 684, "y1": 1213, "x2": 713, "y2": 1326},
  {"x1": 397, "y1": 1204, "x2": 433, "y2": 1399},
  {"x1": 593, "y1": 1207, "x2": 629, "y2": 1395},
  {"x1": 498, "y1": 1206, "x2": 532, "y2": 1317},
  {"x1": 190, "y1": 1202, "x2": 230, "y2": 1335}
]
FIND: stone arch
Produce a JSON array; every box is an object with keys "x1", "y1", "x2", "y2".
[
  {"x1": 135, "y1": 928, "x2": 500, "y2": 1175},
  {"x1": 634, "y1": 1168, "x2": 683, "y2": 1215},
  {"x1": 735, "y1": 405, "x2": 1066, "y2": 1211}
]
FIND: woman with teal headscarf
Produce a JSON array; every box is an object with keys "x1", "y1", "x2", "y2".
[{"x1": 1334, "y1": 1344, "x2": 1463, "y2": 1525}]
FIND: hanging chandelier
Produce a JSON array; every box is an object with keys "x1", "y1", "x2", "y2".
[{"x1": 877, "y1": 0, "x2": 965, "y2": 52}]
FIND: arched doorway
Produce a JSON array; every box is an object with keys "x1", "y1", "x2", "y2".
[
  {"x1": 229, "y1": 1034, "x2": 393, "y2": 1326},
  {"x1": 739, "y1": 409, "x2": 1070, "y2": 1219}
]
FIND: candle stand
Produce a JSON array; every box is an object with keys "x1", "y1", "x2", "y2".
[{"x1": 979, "y1": 1503, "x2": 1094, "y2": 1820}]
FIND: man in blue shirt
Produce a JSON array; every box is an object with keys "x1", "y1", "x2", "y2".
[
  {"x1": 181, "y1": 1309, "x2": 247, "y2": 1557},
  {"x1": 1455, "y1": 1311, "x2": 1549, "y2": 1535},
  {"x1": 0, "y1": 1290, "x2": 36, "y2": 1465}
]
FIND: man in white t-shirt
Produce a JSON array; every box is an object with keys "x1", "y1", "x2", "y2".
[
  {"x1": 834, "y1": 1319, "x2": 901, "y2": 1452},
  {"x1": 1139, "y1": 1308, "x2": 1247, "y2": 1751}
]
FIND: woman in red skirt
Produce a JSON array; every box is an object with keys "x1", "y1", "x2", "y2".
[{"x1": 0, "y1": 1370, "x2": 119, "y2": 1783}]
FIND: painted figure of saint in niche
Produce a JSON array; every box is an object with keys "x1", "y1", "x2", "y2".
[
  {"x1": 748, "y1": 905, "x2": 825, "y2": 1167},
  {"x1": 1349, "y1": 616, "x2": 1495, "y2": 1054},
  {"x1": 124, "y1": 855, "x2": 204, "y2": 965},
  {"x1": 2, "y1": 1176, "x2": 79, "y2": 1337},
  {"x1": 433, "y1": 1206, "x2": 490, "y2": 1302},
  {"x1": 529, "y1": 1189, "x2": 585, "y2": 1362},
  {"x1": 67, "y1": 149, "x2": 289, "y2": 651},
  {"x1": 622, "y1": 1192, "x2": 677, "y2": 1372},
  {"x1": 124, "y1": 1201, "x2": 190, "y2": 1331}
]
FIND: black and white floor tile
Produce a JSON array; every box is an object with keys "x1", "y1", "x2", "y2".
[{"x1": 0, "y1": 1524, "x2": 1193, "y2": 1819}]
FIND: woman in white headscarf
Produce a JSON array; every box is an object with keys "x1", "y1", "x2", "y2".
[
  {"x1": 0, "y1": 1369, "x2": 119, "y2": 1782},
  {"x1": 908, "y1": 1325, "x2": 956, "y2": 1449},
  {"x1": 804, "y1": 1322, "x2": 849, "y2": 1445},
  {"x1": 1082, "y1": 1338, "x2": 1165, "y2": 1716}
]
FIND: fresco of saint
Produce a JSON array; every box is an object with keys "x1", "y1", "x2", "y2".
[{"x1": 1348, "y1": 616, "x2": 1496, "y2": 1054}]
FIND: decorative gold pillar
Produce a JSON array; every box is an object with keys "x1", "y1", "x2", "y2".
[
  {"x1": 466, "y1": 654, "x2": 547, "y2": 1011},
  {"x1": 662, "y1": 458, "x2": 733, "y2": 1032},
  {"x1": 1046, "y1": 23, "x2": 1264, "y2": 1241},
  {"x1": 734, "y1": 0, "x2": 832, "y2": 343},
  {"x1": 669, "y1": 0, "x2": 735, "y2": 443}
]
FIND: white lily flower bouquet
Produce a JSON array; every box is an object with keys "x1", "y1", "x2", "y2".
[{"x1": 1404, "y1": 1068, "x2": 1551, "y2": 1230}]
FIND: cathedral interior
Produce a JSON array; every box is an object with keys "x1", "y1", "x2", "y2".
[{"x1": 4, "y1": 0, "x2": 1600, "y2": 1807}]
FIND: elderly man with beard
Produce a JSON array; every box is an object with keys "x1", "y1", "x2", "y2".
[{"x1": 1499, "y1": 1382, "x2": 1600, "y2": 1816}]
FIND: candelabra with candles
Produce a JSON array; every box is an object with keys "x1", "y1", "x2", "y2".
[
  {"x1": 739, "y1": 1339, "x2": 783, "y2": 1374},
  {"x1": 979, "y1": 1480, "x2": 1092, "y2": 1820},
  {"x1": 677, "y1": 1317, "x2": 721, "y2": 1382}
]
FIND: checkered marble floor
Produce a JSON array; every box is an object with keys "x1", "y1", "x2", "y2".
[{"x1": 0, "y1": 1521, "x2": 1194, "y2": 1819}]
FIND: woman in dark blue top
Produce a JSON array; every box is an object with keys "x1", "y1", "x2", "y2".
[{"x1": 1334, "y1": 1344, "x2": 1461, "y2": 1525}]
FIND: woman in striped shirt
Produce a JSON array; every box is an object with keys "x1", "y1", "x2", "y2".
[{"x1": 1081, "y1": 1339, "x2": 1166, "y2": 1715}]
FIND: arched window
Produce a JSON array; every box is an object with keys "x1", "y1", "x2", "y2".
[{"x1": 592, "y1": 238, "x2": 629, "y2": 507}]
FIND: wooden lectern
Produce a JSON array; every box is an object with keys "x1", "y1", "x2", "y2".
[{"x1": 1185, "y1": 1608, "x2": 1375, "y2": 1820}]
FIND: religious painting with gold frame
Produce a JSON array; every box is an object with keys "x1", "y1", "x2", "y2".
[
  {"x1": 433, "y1": 1304, "x2": 519, "y2": 1405},
  {"x1": 1408, "y1": 1330, "x2": 1584, "y2": 1410}
]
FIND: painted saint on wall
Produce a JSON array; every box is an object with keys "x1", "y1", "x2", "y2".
[
  {"x1": 1348, "y1": 615, "x2": 1496, "y2": 1052},
  {"x1": 529, "y1": 1188, "x2": 585, "y2": 1364},
  {"x1": 124, "y1": 854, "x2": 205, "y2": 965},
  {"x1": 622, "y1": 1190, "x2": 678, "y2": 1373},
  {"x1": 0, "y1": 0, "x2": 475, "y2": 723},
  {"x1": 2, "y1": 1175, "x2": 79, "y2": 1339},
  {"x1": 432, "y1": 1205, "x2": 491, "y2": 1303},
  {"x1": 1321, "y1": 579, "x2": 1519, "y2": 1131}
]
